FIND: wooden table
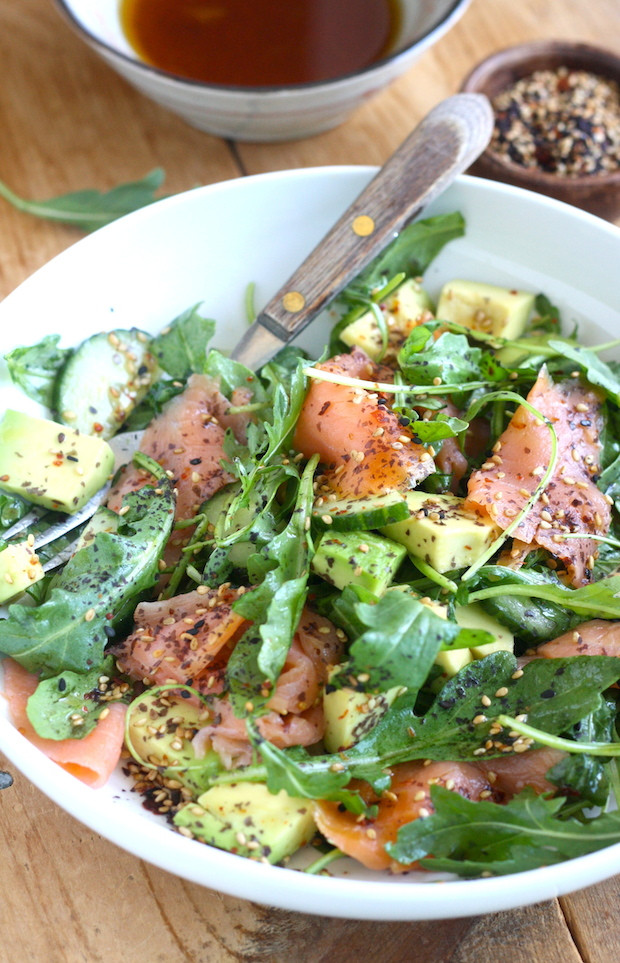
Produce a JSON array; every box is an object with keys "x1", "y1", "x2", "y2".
[{"x1": 1, "y1": 1, "x2": 620, "y2": 959}]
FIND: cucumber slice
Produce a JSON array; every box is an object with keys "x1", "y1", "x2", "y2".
[
  {"x1": 312, "y1": 490, "x2": 410, "y2": 532},
  {"x1": 54, "y1": 329, "x2": 159, "y2": 439}
]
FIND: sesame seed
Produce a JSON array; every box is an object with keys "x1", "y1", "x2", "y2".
[
  {"x1": 481, "y1": 694, "x2": 492, "y2": 707},
  {"x1": 495, "y1": 687, "x2": 509, "y2": 698}
]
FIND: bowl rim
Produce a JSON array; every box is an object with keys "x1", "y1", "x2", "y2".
[
  {"x1": 461, "y1": 39, "x2": 620, "y2": 189},
  {"x1": 53, "y1": 0, "x2": 471, "y2": 94}
]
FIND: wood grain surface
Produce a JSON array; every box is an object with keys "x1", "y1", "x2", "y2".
[{"x1": 1, "y1": 1, "x2": 620, "y2": 960}]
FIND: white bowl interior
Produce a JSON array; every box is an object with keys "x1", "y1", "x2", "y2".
[{"x1": 1, "y1": 168, "x2": 620, "y2": 918}]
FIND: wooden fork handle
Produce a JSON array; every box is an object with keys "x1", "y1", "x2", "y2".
[{"x1": 231, "y1": 93, "x2": 493, "y2": 369}]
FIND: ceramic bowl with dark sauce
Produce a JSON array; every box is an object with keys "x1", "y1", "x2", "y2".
[
  {"x1": 54, "y1": 0, "x2": 471, "y2": 142},
  {"x1": 461, "y1": 41, "x2": 620, "y2": 220}
]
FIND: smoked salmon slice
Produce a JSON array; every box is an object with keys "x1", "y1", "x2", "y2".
[
  {"x1": 314, "y1": 760, "x2": 497, "y2": 872},
  {"x1": 111, "y1": 585, "x2": 249, "y2": 693},
  {"x1": 293, "y1": 348, "x2": 435, "y2": 497},
  {"x1": 475, "y1": 747, "x2": 566, "y2": 798},
  {"x1": 465, "y1": 368, "x2": 611, "y2": 585},
  {"x1": 535, "y1": 619, "x2": 620, "y2": 659},
  {"x1": 1, "y1": 659, "x2": 126, "y2": 789},
  {"x1": 191, "y1": 608, "x2": 344, "y2": 768},
  {"x1": 107, "y1": 373, "x2": 252, "y2": 563}
]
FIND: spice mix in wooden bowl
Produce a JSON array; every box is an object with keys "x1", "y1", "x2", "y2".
[{"x1": 461, "y1": 41, "x2": 620, "y2": 219}]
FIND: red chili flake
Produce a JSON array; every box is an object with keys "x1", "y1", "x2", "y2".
[{"x1": 93, "y1": 422, "x2": 104, "y2": 433}]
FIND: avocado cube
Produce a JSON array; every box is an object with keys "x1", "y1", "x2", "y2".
[
  {"x1": 311, "y1": 530, "x2": 406, "y2": 595},
  {"x1": 436, "y1": 279, "x2": 535, "y2": 340},
  {"x1": 126, "y1": 689, "x2": 219, "y2": 796},
  {"x1": 0, "y1": 539, "x2": 45, "y2": 603},
  {"x1": 0, "y1": 410, "x2": 115, "y2": 514},
  {"x1": 340, "y1": 278, "x2": 434, "y2": 360},
  {"x1": 380, "y1": 491, "x2": 500, "y2": 573},
  {"x1": 323, "y1": 677, "x2": 406, "y2": 752},
  {"x1": 434, "y1": 646, "x2": 473, "y2": 678},
  {"x1": 455, "y1": 602, "x2": 514, "y2": 658},
  {"x1": 174, "y1": 782, "x2": 315, "y2": 864}
]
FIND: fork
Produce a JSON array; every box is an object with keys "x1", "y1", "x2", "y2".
[{"x1": 1, "y1": 429, "x2": 143, "y2": 565}]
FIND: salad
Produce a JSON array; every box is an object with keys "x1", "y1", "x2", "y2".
[{"x1": 1, "y1": 208, "x2": 620, "y2": 880}]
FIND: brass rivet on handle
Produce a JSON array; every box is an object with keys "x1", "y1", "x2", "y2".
[
  {"x1": 352, "y1": 214, "x2": 375, "y2": 237},
  {"x1": 282, "y1": 291, "x2": 305, "y2": 313}
]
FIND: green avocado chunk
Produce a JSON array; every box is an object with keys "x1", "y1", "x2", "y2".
[
  {"x1": 340, "y1": 278, "x2": 434, "y2": 361},
  {"x1": 323, "y1": 668, "x2": 406, "y2": 752},
  {"x1": 174, "y1": 782, "x2": 315, "y2": 864},
  {"x1": 311, "y1": 529, "x2": 406, "y2": 595},
  {"x1": 381, "y1": 491, "x2": 499, "y2": 573},
  {"x1": 0, "y1": 539, "x2": 45, "y2": 603},
  {"x1": 0, "y1": 409, "x2": 114, "y2": 513},
  {"x1": 126, "y1": 689, "x2": 220, "y2": 796},
  {"x1": 435, "y1": 279, "x2": 535, "y2": 339}
]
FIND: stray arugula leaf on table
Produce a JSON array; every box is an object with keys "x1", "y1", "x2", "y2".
[{"x1": 0, "y1": 168, "x2": 166, "y2": 232}]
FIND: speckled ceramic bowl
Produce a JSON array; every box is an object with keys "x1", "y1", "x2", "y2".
[
  {"x1": 461, "y1": 41, "x2": 620, "y2": 220},
  {"x1": 54, "y1": 0, "x2": 471, "y2": 142}
]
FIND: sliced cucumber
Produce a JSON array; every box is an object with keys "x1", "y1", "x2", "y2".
[
  {"x1": 201, "y1": 485, "x2": 277, "y2": 568},
  {"x1": 54, "y1": 328, "x2": 159, "y2": 439},
  {"x1": 312, "y1": 490, "x2": 410, "y2": 532}
]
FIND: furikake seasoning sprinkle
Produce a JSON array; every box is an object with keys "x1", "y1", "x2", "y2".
[{"x1": 490, "y1": 66, "x2": 620, "y2": 176}]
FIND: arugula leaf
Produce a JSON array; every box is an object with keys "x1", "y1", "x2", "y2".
[
  {"x1": 0, "y1": 492, "x2": 30, "y2": 531},
  {"x1": 0, "y1": 480, "x2": 175, "y2": 676},
  {"x1": 469, "y1": 568, "x2": 583, "y2": 647},
  {"x1": 245, "y1": 723, "x2": 366, "y2": 810},
  {"x1": 386, "y1": 786, "x2": 620, "y2": 876},
  {"x1": 4, "y1": 334, "x2": 71, "y2": 408},
  {"x1": 150, "y1": 305, "x2": 216, "y2": 379},
  {"x1": 335, "y1": 591, "x2": 493, "y2": 694},
  {"x1": 547, "y1": 697, "x2": 617, "y2": 807},
  {"x1": 227, "y1": 456, "x2": 317, "y2": 713},
  {"x1": 471, "y1": 566, "x2": 620, "y2": 622},
  {"x1": 532, "y1": 293, "x2": 563, "y2": 334},
  {"x1": 547, "y1": 338, "x2": 620, "y2": 403},
  {"x1": 25, "y1": 656, "x2": 120, "y2": 740},
  {"x1": 0, "y1": 169, "x2": 166, "y2": 232},
  {"x1": 398, "y1": 326, "x2": 483, "y2": 387}
]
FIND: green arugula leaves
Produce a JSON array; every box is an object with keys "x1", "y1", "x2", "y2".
[
  {"x1": 0, "y1": 478, "x2": 175, "y2": 676},
  {"x1": 387, "y1": 787, "x2": 620, "y2": 876}
]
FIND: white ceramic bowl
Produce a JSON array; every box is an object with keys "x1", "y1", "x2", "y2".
[
  {"x1": 1, "y1": 169, "x2": 620, "y2": 919},
  {"x1": 53, "y1": 0, "x2": 472, "y2": 141}
]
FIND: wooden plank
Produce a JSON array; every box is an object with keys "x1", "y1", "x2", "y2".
[
  {"x1": 0, "y1": 0, "x2": 240, "y2": 300},
  {"x1": 560, "y1": 876, "x2": 620, "y2": 963}
]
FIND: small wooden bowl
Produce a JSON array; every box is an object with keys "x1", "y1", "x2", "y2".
[{"x1": 460, "y1": 41, "x2": 620, "y2": 220}]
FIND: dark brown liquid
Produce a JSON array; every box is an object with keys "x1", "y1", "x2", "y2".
[{"x1": 120, "y1": 0, "x2": 401, "y2": 87}]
